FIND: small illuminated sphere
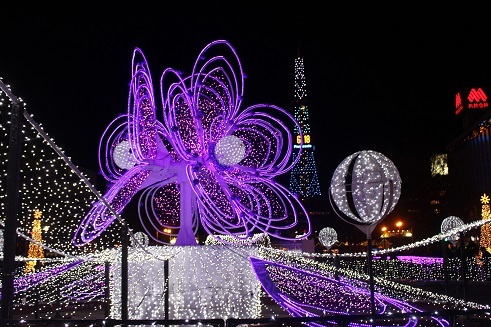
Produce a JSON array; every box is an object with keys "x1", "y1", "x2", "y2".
[
  {"x1": 131, "y1": 231, "x2": 149, "y2": 247},
  {"x1": 330, "y1": 150, "x2": 402, "y2": 226},
  {"x1": 319, "y1": 227, "x2": 337, "y2": 249},
  {"x1": 441, "y1": 216, "x2": 464, "y2": 244},
  {"x1": 113, "y1": 140, "x2": 138, "y2": 170},
  {"x1": 213, "y1": 135, "x2": 246, "y2": 166}
]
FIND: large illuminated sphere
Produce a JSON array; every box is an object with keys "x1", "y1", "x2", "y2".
[
  {"x1": 319, "y1": 227, "x2": 337, "y2": 249},
  {"x1": 441, "y1": 216, "x2": 464, "y2": 244},
  {"x1": 329, "y1": 150, "x2": 402, "y2": 226},
  {"x1": 213, "y1": 135, "x2": 246, "y2": 166},
  {"x1": 113, "y1": 140, "x2": 138, "y2": 170}
]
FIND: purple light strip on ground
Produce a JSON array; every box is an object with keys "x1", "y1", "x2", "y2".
[
  {"x1": 250, "y1": 257, "x2": 449, "y2": 327},
  {"x1": 396, "y1": 256, "x2": 443, "y2": 265},
  {"x1": 0, "y1": 260, "x2": 83, "y2": 299}
]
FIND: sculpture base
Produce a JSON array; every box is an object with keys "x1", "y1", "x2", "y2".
[{"x1": 110, "y1": 245, "x2": 262, "y2": 320}]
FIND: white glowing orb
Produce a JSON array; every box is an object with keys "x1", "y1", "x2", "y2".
[
  {"x1": 441, "y1": 216, "x2": 464, "y2": 244},
  {"x1": 330, "y1": 150, "x2": 402, "y2": 226},
  {"x1": 319, "y1": 227, "x2": 337, "y2": 249},
  {"x1": 214, "y1": 135, "x2": 246, "y2": 166},
  {"x1": 131, "y1": 231, "x2": 149, "y2": 247},
  {"x1": 113, "y1": 140, "x2": 138, "y2": 170}
]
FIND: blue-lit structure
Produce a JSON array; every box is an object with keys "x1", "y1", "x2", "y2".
[{"x1": 288, "y1": 55, "x2": 322, "y2": 200}]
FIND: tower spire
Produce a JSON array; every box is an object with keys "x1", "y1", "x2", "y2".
[{"x1": 289, "y1": 52, "x2": 322, "y2": 200}]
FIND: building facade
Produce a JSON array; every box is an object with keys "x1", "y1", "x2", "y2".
[{"x1": 447, "y1": 86, "x2": 491, "y2": 222}]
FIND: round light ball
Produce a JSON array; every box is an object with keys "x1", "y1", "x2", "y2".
[
  {"x1": 330, "y1": 150, "x2": 402, "y2": 226},
  {"x1": 214, "y1": 135, "x2": 246, "y2": 166},
  {"x1": 113, "y1": 140, "x2": 138, "y2": 170},
  {"x1": 319, "y1": 227, "x2": 338, "y2": 249},
  {"x1": 131, "y1": 231, "x2": 149, "y2": 247},
  {"x1": 441, "y1": 216, "x2": 464, "y2": 244}
]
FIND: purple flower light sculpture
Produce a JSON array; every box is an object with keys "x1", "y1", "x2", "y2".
[{"x1": 74, "y1": 40, "x2": 311, "y2": 246}]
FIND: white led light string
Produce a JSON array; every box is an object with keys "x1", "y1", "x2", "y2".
[
  {"x1": 256, "y1": 246, "x2": 489, "y2": 310},
  {"x1": 299, "y1": 219, "x2": 491, "y2": 260},
  {"x1": 0, "y1": 83, "x2": 183, "y2": 320},
  {"x1": 3, "y1": 79, "x2": 491, "y2": 322},
  {"x1": 0, "y1": 83, "x2": 170, "y2": 257}
]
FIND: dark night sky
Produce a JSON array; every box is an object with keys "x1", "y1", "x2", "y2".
[{"x1": 2, "y1": 4, "x2": 491, "y2": 238}]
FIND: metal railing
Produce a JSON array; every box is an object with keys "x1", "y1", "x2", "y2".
[{"x1": 1, "y1": 309, "x2": 491, "y2": 327}]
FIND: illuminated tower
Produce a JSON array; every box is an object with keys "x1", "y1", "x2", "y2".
[{"x1": 289, "y1": 55, "x2": 321, "y2": 200}]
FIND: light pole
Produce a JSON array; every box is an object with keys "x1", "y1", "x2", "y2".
[
  {"x1": 441, "y1": 216, "x2": 465, "y2": 299},
  {"x1": 380, "y1": 226, "x2": 388, "y2": 249},
  {"x1": 329, "y1": 150, "x2": 402, "y2": 325}
]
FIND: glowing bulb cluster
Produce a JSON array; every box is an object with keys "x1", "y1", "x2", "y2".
[
  {"x1": 441, "y1": 216, "x2": 464, "y2": 245},
  {"x1": 213, "y1": 135, "x2": 246, "y2": 166},
  {"x1": 112, "y1": 140, "x2": 137, "y2": 170},
  {"x1": 319, "y1": 227, "x2": 337, "y2": 249},
  {"x1": 330, "y1": 150, "x2": 402, "y2": 226}
]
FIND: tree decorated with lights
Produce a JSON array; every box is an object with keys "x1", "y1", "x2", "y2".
[
  {"x1": 479, "y1": 193, "x2": 491, "y2": 253},
  {"x1": 24, "y1": 209, "x2": 45, "y2": 274},
  {"x1": 288, "y1": 54, "x2": 321, "y2": 200}
]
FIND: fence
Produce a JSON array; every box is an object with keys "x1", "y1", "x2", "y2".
[{"x1": 1, "y1": 308, "x2": 491, "y2": 327}]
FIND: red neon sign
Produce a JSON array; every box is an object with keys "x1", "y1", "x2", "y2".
[{"x1": 455, "y1": 87, "x2": 489, "y2": 115}]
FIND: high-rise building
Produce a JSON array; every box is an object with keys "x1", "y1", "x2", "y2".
[
  {"x1": 288, "y1": 55, "x2": 321, "y2": 201},
  {"x1": 447, "y1": 86, "x2": 491, "y2": 245}
]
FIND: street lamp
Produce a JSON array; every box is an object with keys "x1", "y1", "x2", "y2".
[{"x1": 380, "y1": 226, "x2": 389, "y2": 249}]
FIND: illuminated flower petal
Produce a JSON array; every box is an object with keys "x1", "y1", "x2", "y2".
[
  {"x1": 74, "y1": 48, "x2": 163, "y2": 245},
  {"x1": 161, "y1": 40, "x2": 310, "y2": 243},
  {"x1": 73, "y1": 167, "x2": 150, "y2": 245}
]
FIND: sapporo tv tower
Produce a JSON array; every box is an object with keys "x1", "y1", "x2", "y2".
[{"x1": 288, "y1": 52, "x2": 322, "y2": 201}]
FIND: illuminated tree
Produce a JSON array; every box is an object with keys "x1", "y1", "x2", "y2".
[
  {"x1": 479, "y1": 193, "x2": 491, "y2": 253},
  {"x1": 430, "y1": 154, "x2": 448, "y2": 177},
  {"x1": 24, "y1": 209, "x2": 45, "y2": 274}
]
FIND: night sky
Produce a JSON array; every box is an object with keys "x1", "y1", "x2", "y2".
[{"x1": 2, "y1": 4, "x2": 491, "y2": 240}]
